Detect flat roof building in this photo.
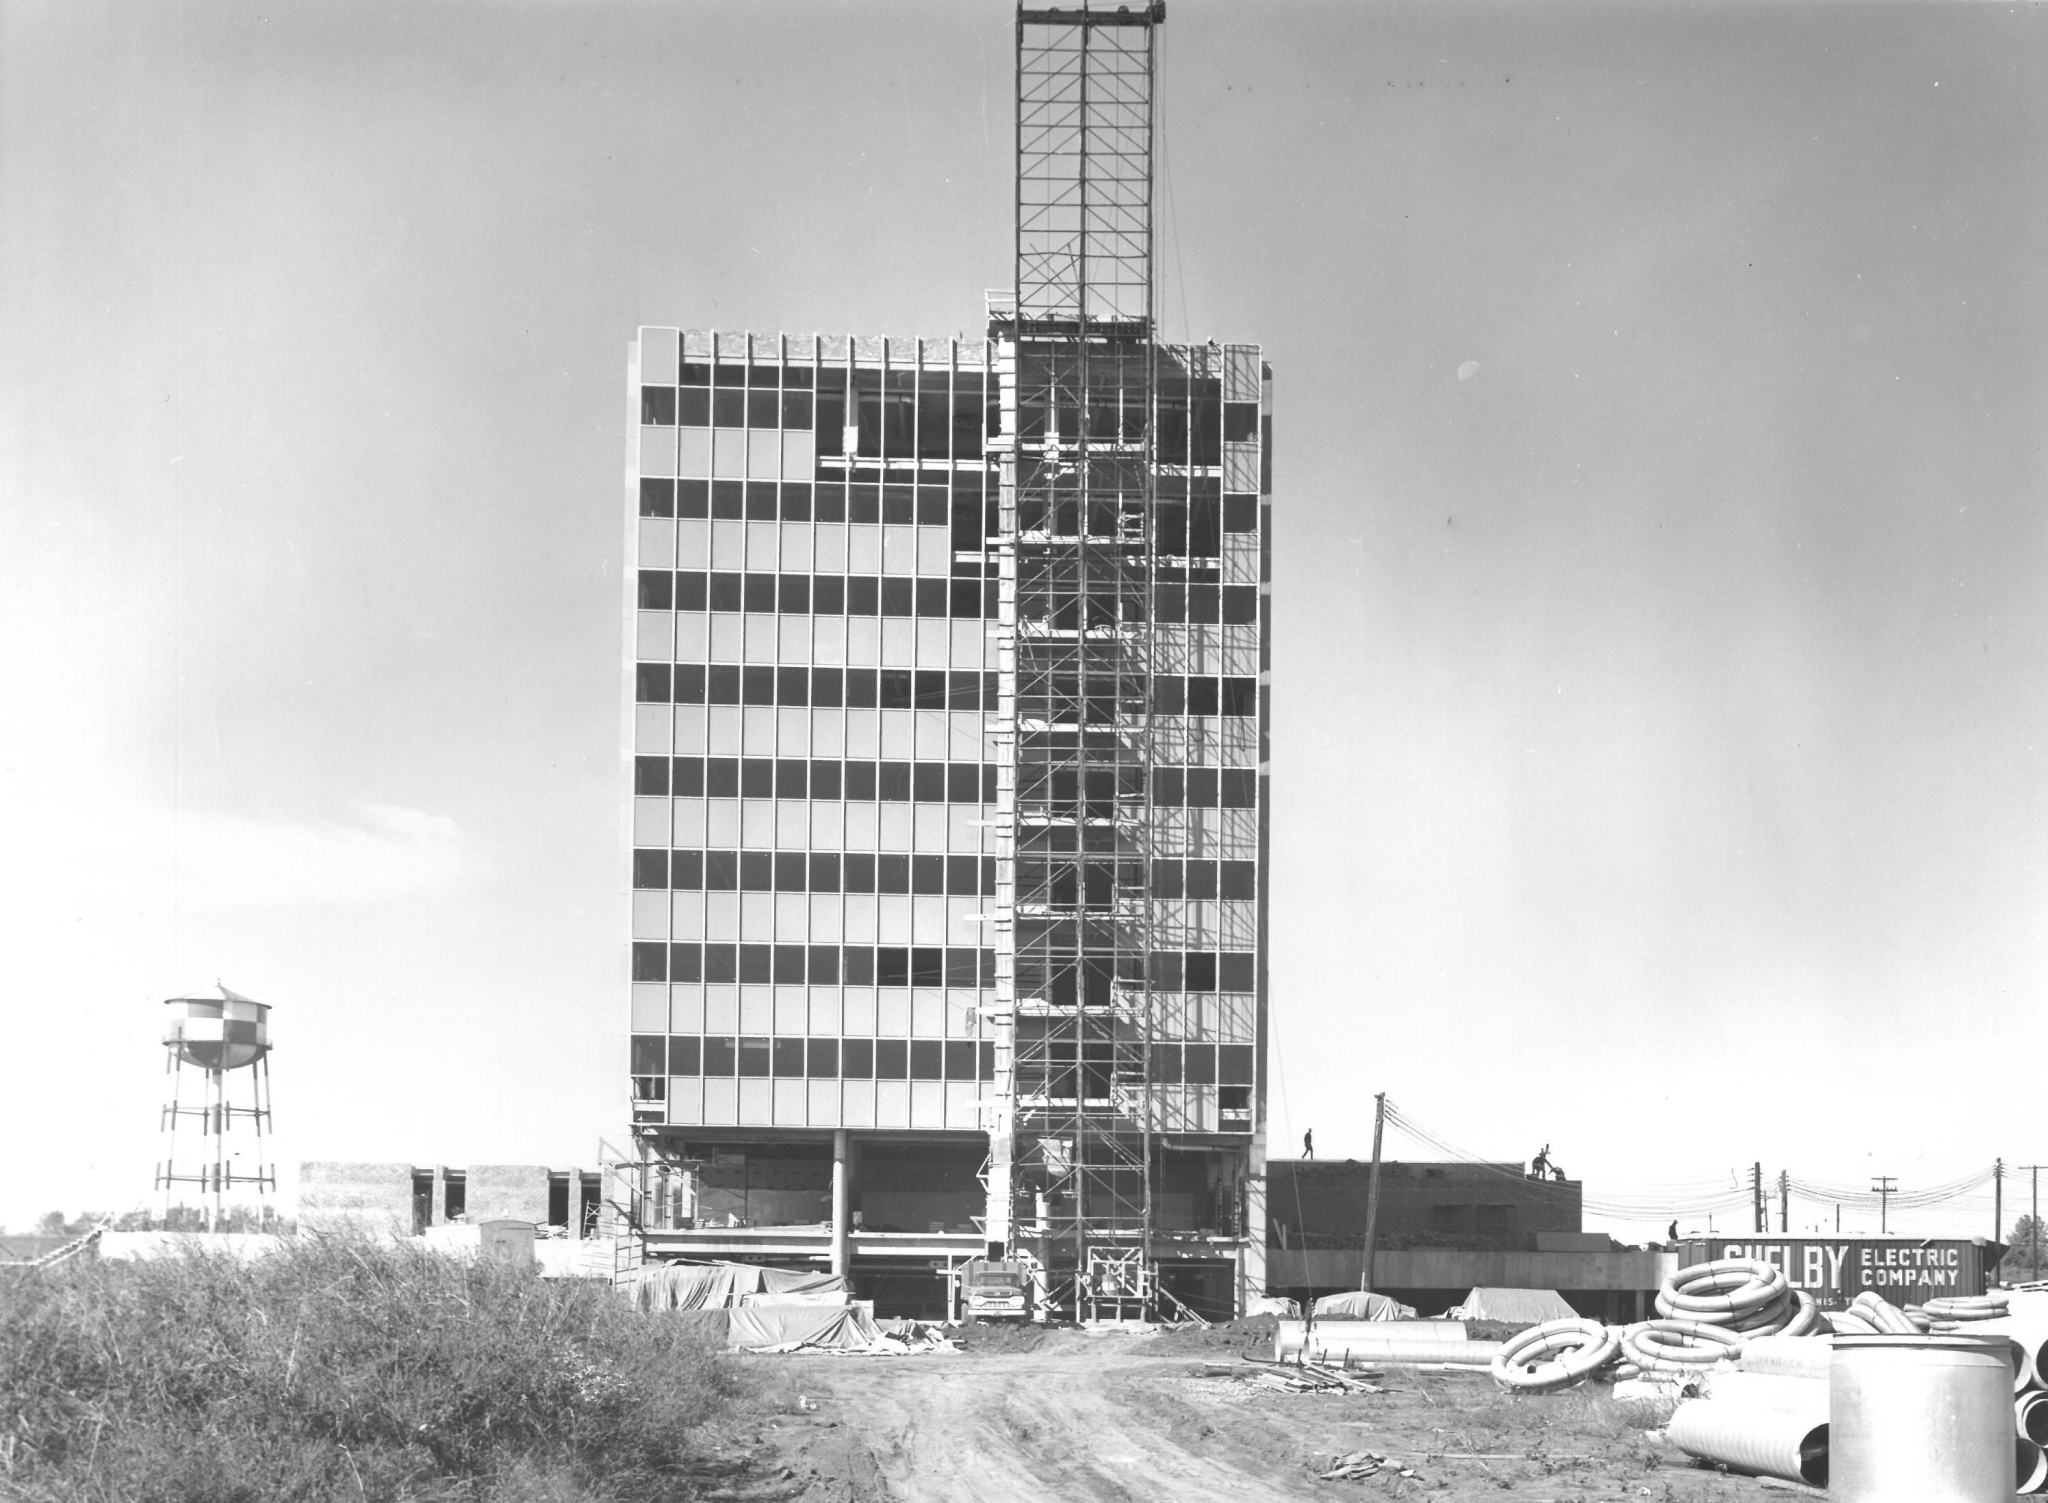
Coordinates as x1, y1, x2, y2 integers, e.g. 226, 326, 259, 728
622, 6, 1271, 1320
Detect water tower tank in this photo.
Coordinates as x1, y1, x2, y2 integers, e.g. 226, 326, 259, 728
163, 990, 270, 1071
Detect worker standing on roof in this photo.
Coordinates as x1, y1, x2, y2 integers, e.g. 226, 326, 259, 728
1303, 1129, 1314, 1159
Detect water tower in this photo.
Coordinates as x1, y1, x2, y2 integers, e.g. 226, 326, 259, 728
156, 984, 275, 1230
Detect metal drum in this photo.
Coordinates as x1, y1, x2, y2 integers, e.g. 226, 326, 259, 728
1830, 1334, 2014, 1501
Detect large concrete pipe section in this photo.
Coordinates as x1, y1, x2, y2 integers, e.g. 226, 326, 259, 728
1830, 1333, 2014, 1502
1740, 1334, 1834, 1380
1273, 1320, 1498, 1368
2023, 1436, 2048, 1494
1958, 1316, 2048, 1391
2020, 1390, 2048, 1446
1667, 1399, 1827, 1488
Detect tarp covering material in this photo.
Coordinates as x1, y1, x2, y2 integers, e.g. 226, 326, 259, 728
1311, 1291, 1413, 1321
727, 1301, 883, 1353
1446, 1287, 1578, 1323
628, 1260, 847, 1313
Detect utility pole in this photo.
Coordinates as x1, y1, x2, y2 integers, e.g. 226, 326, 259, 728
1752, 1162, 1764, 1233
2021, 1165, 2047, 1281
1871, 1176, 1897, 1235
1995, 1159, 2003, 1248
1360, 1093, 1386, 1292
1778, 1170, 1789, 1233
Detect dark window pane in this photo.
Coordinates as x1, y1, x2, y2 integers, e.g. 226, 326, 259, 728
741, 666, 775, 705
773, 854, 805, 893
1221, 952, 1255, 991
634, 755, 670, 796
631, 942, 667, 982
774, 758, 807, 799
879, 670, 913, 709
639, 478, 675, 517
1220, 860, 1256, 900
808, 853, 841, 892
712, 389, 745, 427
1219, 1044, 1255, 1085
983, 766, 998, 803
844, 946, 875, 985
845, 762, 878, 800
771, 1037, 804, 1076
1186, 768, 1218, 807
1223, 401, 1259, 442
1187, 584, 1221, 624
677, 388, 710, 427
745, 481, 776, 521
1222, 586, 1258, 626
740, 759, 773, 799
738, 944, 772, 984
849, 484, 881, 523
705, 757, 739, 798
806, 1038, 840, 1077
704, 944, 737, 982
677, 478, 710, 518
810, 760, 843, 800
1224, 494, 1259, 533
775, 666, 807, 707
877, 947, 909, 987
1149, 951, 1183, 989
641, 387, 676, 425
634, 664, 671, 703
704, 851, 739, 889
876, 1039, 908, 1079
1184, 952, 1218, 991
1152, 859, 1184, 898
880, 577, 914, 617
946, 764, 978, 803
632, 849, 667, 889
877, 762, 912, 801
669, 1036, 701, 1075
747, 391, 778, 428
739, 851, 772, 890
913, 763, 945, 803
876, 854, 910, 893
1152, 767, 1185, 806
946, 854, 978, 894
882, 484, 915, 524
779, 481, 813, 521
843, 853, 876, 892
706, 665, 740, 705
1221, 769, 1257, 808
911, 855, 944, 895
944, 1041, 976, 1080
842, 1038, 874, 1077
703, 1037, 737, 1075
813, 576, 845, 615
815, 484, 846, 523
1185, 860, 1218, 899
777, 575, 811, 613
847, 577, 879, 616
711, 479, 744, 518
782, 391, 813, 429
1183, 1043, 1217, 1085
810, 667, 844, 707
910, 1040, 943, 1081
671, 851, 703, 890
677, 572, 708, 611
670, 942, 701, 982
742, 574, 775, 613
1222, 677, 1257, 716
709, 572, 743, 611
808, 944, 840, 983
1186, 677, 1220, 717
915, 578, 947, 618
738, 1035, 771, 1076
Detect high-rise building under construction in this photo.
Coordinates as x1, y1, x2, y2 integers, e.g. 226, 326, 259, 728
623, 4, 1270, 1319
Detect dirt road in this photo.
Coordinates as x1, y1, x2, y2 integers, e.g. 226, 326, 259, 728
742, 1331, 1773, 1502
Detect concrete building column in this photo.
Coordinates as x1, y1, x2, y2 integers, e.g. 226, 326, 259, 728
831, 1130, 851, 1278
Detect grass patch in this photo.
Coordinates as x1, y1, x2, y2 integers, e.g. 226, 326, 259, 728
0, 1235, 761, 1502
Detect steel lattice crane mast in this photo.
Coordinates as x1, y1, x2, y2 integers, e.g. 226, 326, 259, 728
986, 1, 1167, 1321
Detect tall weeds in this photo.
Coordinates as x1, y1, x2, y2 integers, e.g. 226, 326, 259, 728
0, 1236, 754, 1502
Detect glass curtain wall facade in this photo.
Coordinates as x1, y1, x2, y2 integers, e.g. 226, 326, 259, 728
624, 323, 1269, 1312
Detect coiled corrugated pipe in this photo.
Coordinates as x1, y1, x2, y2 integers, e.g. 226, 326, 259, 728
1928, 1294, 2011, 1322
1621, 1319, 1743, 1373
1659, 1259, 1788, 1317
1849, 1291, 1920, 1335
1667, 1398, 1827, 1487
1489, 1318, 1620, 1392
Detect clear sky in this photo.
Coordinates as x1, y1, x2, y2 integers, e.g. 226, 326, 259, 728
3, 0, 2043, 1244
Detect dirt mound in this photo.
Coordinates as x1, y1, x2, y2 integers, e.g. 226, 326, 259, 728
1145, 1314, 1279, 1354
946, 1320, 1085, 1354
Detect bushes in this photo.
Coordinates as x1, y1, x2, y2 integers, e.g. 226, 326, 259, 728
0, 1236, 755, 1502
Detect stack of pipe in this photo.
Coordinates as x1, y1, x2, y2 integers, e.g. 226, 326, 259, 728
1621, 1258, 1818, 1379
1828, 1291, 1922, 1336
1489, 1318, 1620, 1392
1958, 1312, 2048, 1491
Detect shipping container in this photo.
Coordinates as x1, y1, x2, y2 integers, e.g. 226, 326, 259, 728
1680, 1237, 2002, 1311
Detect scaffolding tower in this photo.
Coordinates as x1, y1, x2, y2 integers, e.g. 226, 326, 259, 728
988, 1, 1165, 1321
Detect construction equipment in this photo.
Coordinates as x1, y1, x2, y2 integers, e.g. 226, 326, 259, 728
960, 1255, 1039, 1322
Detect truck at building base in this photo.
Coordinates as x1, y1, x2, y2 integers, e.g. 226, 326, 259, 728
959, 1256, 1037, 1322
